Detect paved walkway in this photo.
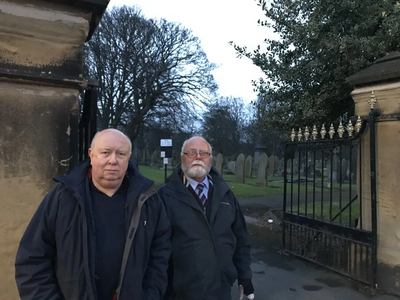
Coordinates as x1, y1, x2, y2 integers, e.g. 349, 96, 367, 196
235, 196, 400, 300
238, 195, 284, 209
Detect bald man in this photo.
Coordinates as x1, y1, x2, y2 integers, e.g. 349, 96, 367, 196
159, 137, 254, 300
16, 129, 171, 300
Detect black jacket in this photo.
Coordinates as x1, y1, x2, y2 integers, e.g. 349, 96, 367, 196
158, 166, 252, 300
15, 159, 171, 300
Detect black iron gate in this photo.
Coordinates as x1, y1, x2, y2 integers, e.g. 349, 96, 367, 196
69, 79, 98, 171
283, 111, 379, 286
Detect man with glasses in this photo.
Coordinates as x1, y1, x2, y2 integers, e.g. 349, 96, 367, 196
159, 136, 254, 300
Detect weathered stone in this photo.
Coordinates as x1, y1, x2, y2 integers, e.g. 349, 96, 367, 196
245, 155, 253, 178
227, 161, 236, 174
215, 153, 223, 175
257, 153, 268, 186
348, 54, 400, 296
235, 153, 245, 183
0, 1, 108, 298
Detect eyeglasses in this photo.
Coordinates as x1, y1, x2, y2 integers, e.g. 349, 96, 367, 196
183, 150, 211, 158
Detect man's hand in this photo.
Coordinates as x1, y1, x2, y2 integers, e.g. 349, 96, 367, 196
238, 278, 255, 299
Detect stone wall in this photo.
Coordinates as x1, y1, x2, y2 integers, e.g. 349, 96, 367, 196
0, 0, 98, 297
351, 81, 400, 294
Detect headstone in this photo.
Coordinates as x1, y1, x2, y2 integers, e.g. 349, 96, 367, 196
227, 161, 236, 174
332, 154, 338, 183
216, 153, 224, 175
212, 156, 217, 167
293, 158, 298, 174
245, 155, 253, 178
341, 159, 349, 182
257, 153, 269, 186
254, 143, 268, 165
287, 158, 292, 173
274, 156, 279, 175
235, 154, 245, 183
267, 155, 276, 176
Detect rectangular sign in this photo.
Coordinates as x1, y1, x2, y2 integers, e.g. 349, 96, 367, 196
160, 139, 172, 147
163, 158, 169, 164
160, 151, 165, 158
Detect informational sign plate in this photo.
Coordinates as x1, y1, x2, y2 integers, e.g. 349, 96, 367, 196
160, 151, 165, 158
160, 139, 172, 147
163, 158, 169, 164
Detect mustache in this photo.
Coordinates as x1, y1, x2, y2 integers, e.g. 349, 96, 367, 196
189, 161, 205, 167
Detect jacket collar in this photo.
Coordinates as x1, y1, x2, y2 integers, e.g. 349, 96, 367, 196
166, 165, 231, 222
54, 159, 154, 207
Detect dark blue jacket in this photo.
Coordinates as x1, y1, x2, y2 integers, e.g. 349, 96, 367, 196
158, 166, 252, 300
15, 159, 171, 300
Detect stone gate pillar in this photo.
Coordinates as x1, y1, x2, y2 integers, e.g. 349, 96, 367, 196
347, 52, 400, 295
0, 1, 107, 298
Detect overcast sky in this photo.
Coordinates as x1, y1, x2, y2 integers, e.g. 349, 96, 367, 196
107, 0, 275, 103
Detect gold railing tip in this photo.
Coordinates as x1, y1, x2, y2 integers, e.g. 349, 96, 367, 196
320, 124, 326, 139
368, 90, 377, 110
312, 124, 318, 140
348, 119, 354, 137
329, 123, 335, 139
355, 116, 362, 133
338, 121, 344, 138
304, 126, 310, 141
290, 128, 296, 142
297, 127, 302, 141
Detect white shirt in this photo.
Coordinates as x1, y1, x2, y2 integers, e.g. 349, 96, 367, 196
186, 175, 209, 199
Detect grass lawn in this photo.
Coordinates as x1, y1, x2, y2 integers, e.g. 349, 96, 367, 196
138, 165, 286, 198
138, 165, 359, 201
290, 199, 360, 226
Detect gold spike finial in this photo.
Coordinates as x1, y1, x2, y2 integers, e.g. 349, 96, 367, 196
348, 119, 354, 137
329, 123, 335, 139
368, 91, 377, 110
355, 116, 362, 133
337, 121, 344, 138
320, 124, 326, 139
304, 126, 310, 141
291, 128, 296, 142
312, 125, 318, 140
297, 127, 302, 141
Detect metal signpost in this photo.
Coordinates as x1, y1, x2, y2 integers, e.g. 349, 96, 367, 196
160, 139, 172, 180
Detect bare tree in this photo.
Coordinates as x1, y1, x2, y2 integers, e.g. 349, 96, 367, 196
202, 97, 248, 156
85, 6, 217, 140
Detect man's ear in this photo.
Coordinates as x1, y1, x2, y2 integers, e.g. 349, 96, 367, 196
88, 148, 92, 162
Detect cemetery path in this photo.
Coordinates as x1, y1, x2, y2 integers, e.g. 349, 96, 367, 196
236, 196, 399, 300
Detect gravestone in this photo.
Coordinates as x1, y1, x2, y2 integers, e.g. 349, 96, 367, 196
293, 158, 299, 174
216, 153, 224, 175
227, 161, 236, 174
257, 153, 269, 186
235, 154, 245, 183
332, 154, 338, 183
341, 159, 349, 182
278, 158, 285, 176
212, 156, 217, 167
245, 155, 253, 178
274, 156, 279, 175
267, 155, 276, 176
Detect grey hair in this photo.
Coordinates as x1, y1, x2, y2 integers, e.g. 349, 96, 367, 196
180, 136, 213, 157
90, 129, 132, 154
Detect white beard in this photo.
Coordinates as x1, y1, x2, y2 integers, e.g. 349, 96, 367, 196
182, 161, 211, 179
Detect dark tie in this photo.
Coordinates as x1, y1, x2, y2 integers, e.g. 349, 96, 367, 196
196, 183, 207, 206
